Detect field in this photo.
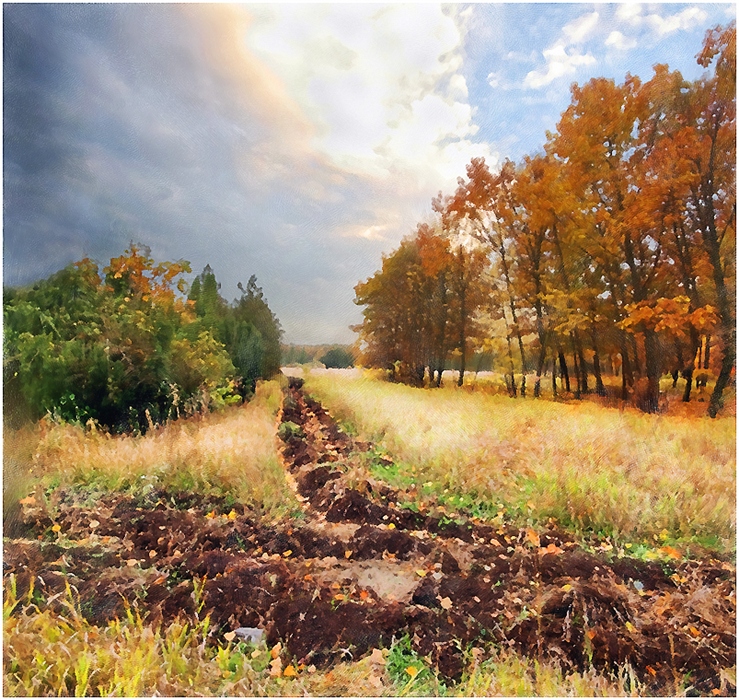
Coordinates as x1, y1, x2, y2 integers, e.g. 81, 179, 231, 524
3, 371, 736, 696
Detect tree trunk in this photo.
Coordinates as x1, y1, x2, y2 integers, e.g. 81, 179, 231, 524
506, 333, 517, 398
559, 348, 571, 392
590, 326, 606, 396
703, 334, 711, 369
551, 357, 558, 397
642, 329, 662, 413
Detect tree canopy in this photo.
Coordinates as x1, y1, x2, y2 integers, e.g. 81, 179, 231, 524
4, 245, 282, 431
354, 24, 735, 415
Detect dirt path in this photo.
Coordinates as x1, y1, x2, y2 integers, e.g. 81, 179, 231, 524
5, 376, 736, 695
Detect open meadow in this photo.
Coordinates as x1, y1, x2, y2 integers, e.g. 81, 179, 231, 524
4, 371, 736, 696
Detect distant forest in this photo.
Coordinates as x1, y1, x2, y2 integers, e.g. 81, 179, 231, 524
354, 24, 735, 417
282, 344, 356, 369
4, 245, 281, 432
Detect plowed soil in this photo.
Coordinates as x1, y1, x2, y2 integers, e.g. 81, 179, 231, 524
5, 376, 736, 696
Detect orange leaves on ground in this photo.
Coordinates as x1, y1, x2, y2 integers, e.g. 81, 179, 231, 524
525, 528, 541, 548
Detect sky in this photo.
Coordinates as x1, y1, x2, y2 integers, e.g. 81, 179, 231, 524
3, 2, 735, 344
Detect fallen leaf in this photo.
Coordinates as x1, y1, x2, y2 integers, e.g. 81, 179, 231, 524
660, 545, 682, 560
586, 629, 596, 640
149, 550, 158, 559
269, 658, 283, 677
439, 596, 453, 610
359, 590, 369, 601
224, 631, 236, 642
387, 523, 396, 530
89, 519, 100, 529
334, 593, 345, 601
542, 543, 563, 555
206, 510, 216, 519
303, 574, 314, 582
688, 625, 701, 638
19, 496, 36, 505
270, 642, 282, 659
369, 648, 385, 666
283, 664, 297, 677
415, 569, 427, 578
625, 621, 636, 633
344, 550, 352, 559
524, 528, 541, 547
282, 550, 292, 558
126, 559, 138, 567
51, 524, 61, 533
227, 510, 238, 520
560, 583, 573, 592
646, 665, 657, 676
405, 666, 418, 678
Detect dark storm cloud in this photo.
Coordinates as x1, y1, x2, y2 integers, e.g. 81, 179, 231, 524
4, 3, 389, 342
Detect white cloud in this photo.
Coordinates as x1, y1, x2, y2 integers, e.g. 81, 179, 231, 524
646, 7, 708, 36
605, 30, 637, 51
524, 11, 599, 89
614, 4, 709, 37
524, 44, 596, 89
563, 11, 599, 44
616, 4, 643, 24
244, 4, 495, 194
487, 70, 502, 88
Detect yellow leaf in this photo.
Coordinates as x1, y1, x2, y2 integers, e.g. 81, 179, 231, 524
51, 524, 61, 533
415, 569, 427, 577
282, 550, 292, 558
283, 664, 297, 677
560, 583, 572, 592
387, 523, 396, 530
227, 510, 238, 520
688, 626, 701, 638
344, 550, 353, 559
405, 666, 419, 678
625, 621, 636, 633
206, 510, 216, 519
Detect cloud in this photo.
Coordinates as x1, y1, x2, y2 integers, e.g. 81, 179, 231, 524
523, 11, 598, 88
562, 11, 600, 44
3, 4, 500, 344
605, 30, 638, 51
615, 4, 709, 37
646, 7, 708, 37
244, 4, 495, 191
524, 45, 596, 89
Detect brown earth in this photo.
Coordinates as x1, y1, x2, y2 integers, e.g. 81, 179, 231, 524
4, 376, 736, 696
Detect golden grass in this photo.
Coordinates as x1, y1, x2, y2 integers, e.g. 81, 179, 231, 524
17, 379, 296, 518
4, 575, 646, 698
305, 371, 736, 550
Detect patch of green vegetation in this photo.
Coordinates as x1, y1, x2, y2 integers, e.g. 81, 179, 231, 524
386, 636, 445, 696
277, 421, 304, 441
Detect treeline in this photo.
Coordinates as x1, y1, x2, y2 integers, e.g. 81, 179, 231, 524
4, 244, 282, 431
282, 344, 356, 368
355, 24, 735, 416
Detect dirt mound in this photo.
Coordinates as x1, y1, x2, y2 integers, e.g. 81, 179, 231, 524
4, 380, 735, 696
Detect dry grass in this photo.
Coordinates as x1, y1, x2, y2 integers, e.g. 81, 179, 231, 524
305, 371, 735, 551
3, 574, 645, 697
12, 379, 296, 519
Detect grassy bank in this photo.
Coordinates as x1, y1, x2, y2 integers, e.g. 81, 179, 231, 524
11, 379, 296, 521
305, 371, 735, 553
